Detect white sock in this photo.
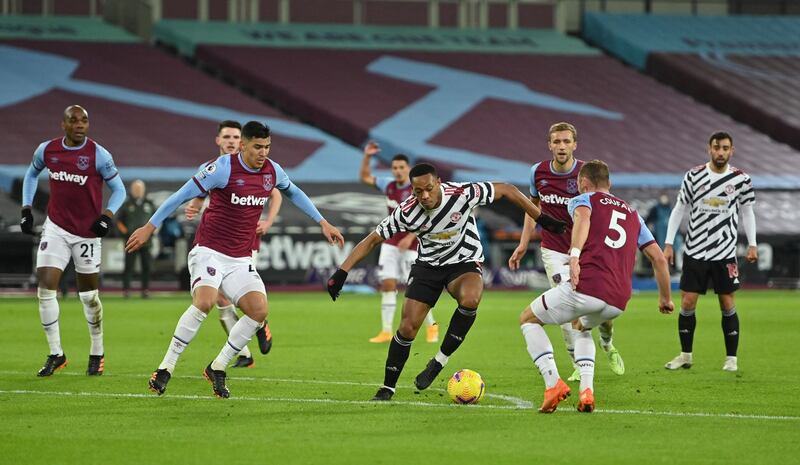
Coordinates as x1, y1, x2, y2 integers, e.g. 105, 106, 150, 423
598, 322, 613, 351
38, 288, 62, 355
425, 309, 436, 327
574, 330, 596, 392
159, 305, 207, 373
380, 291, 396, 332
560, 322, 576, 362
434, 351, 449, 367
211, 315, 260, 371
218, 305, 251, 358
522, 323, 559, 388
79, 290, 104, 356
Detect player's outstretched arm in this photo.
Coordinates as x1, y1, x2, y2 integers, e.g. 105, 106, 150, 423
643, 242, 674, 314
20, 144, 47, 235
327, 232, 384, 301
258, 188, 283, 234
359, 141, 380, 185
126, 178, 205, 252
509, 209, 537, 270
492, 183, 566, 234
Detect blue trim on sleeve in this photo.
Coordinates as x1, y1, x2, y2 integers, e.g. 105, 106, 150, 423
272, 160, 291, 190
637, 213, 656, 248
529, 162, 541, 197
149, 179, 205, 228
105, 174, 126, 214
567, 192, 593, 217
194, 155, 231, 192
95, 144, 119, 181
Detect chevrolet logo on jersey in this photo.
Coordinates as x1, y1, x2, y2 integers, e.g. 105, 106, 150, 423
703, 197, 728, 208
429, 230, 458, 241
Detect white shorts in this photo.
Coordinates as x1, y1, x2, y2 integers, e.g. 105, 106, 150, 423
36, 217, 102, 274
541, 247, 570, 288
529, 282, 623, 329
377, 243, 417, 282
188, 245, 266, 306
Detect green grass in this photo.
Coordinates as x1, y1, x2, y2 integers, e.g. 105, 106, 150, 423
0, 290, 798, 464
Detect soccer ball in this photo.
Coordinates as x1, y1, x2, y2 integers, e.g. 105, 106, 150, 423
446, 369, 485, 404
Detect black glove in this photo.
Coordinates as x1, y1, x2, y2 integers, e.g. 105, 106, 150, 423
537, 213, 567, 234
327, 268, 348, 301
90, 214, 113, 237
20, 207, 34, 235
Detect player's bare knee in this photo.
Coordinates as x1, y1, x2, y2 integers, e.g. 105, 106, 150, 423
380, 279, 397, 292
398, 319, 420, 340
458, 295, 481, 310
192, 296, 216, 313
519, 307, 540, 325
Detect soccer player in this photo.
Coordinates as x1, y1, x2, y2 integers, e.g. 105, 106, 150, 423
359, 141, 437, 343
518, 160, 673, 413
327, 163, 567, 401
663, 131, 757, 372
184, 120, 281, 367
509, 122, 625, 381
126, 121, 343, 398
20, 105, 126, 377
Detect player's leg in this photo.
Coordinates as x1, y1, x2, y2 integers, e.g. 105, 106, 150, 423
666, 253, 706, 369
371, 244, 399, 343
217, 292, 254, 368
34, 222, 71, 376
403, 250, 438, 343
372, 297, 433, 401
541, 248, 579, 380
72, 236, 104, 375
414, 265, 484, 391
574, 304, 623, 413
598, 319, 624, 375
713, 257, 741, 371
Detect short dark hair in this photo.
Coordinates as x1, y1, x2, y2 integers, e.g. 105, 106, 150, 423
708, 131, 733, 146
409, 163, 437, 181
391, 154, 410, 164
242, 121, 271, 140
578, 159, 610, 188
217, 120, 241, 134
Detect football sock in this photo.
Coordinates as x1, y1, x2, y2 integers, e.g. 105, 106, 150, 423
382, 331, 413, 389
79, 290, 104, 356
37, 288, 62, 355
521, 323, 559, 389
380, 291, 396, 332
598, 322, 613, 351
434, 351, 449, 367
678, 309, 696, 353
440, 306, 477, 356
211, 315, 260, 371
218, 305, 251, 358
560, 322, 576, 362
425, 308, 436, 327
721, 307, 739, 357
159, 305, 207, 373
574, 330, 596, 392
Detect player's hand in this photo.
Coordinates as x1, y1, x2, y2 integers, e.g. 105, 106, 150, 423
320, 220, 345, 248
746, 245, 758, 263
569, 257, 580, 290
364, 141, 380, 157
327, 268, 348, 301
90, 214, 113, 237
20, 207, 34, 235
125, 223, 155, 253
256, 219, 271, 235
537, 213, 567, 234
663, 244, 674, 266
659, 297, 674, 314
508, 245, 527, 271
184, 203, 200, 221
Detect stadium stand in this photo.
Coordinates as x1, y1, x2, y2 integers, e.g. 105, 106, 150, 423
583, 13, 800, 151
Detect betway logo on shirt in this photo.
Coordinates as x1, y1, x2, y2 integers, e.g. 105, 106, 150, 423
539, 193, 571, 205
49, 171, 88, 185
230, 192, 268, 206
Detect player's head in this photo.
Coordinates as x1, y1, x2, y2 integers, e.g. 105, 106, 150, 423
391, 154, 411, 183
708, 131, 734, 170
130, 179, 146, 199
61, 105, 89, 147
409, 163, 441, 210
547, 122, 577, 168
216, 120, 242, 155
240, 121, 271, 169
577, 159, 610, 193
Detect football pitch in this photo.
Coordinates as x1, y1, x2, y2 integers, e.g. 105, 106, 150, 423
0, 290, 798, 464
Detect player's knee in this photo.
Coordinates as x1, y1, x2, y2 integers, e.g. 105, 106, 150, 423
398, 319, 420, 340
192, 297, 216, 313
519, 307, 535, 325
458, 295, 481, 310
78, 289, 100, 307
37, 288, 57, 301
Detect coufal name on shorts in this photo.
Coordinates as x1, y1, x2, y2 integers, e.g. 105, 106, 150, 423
230, 192, 268, 206
540, 193, 570, 205
599, 196, 633, 212
49, 171, 88, 185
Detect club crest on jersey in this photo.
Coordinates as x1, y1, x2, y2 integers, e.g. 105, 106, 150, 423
76, 155, 90, 171
263, 174, 274, 191
566, 178, 578, 194
725, 184, 735, 195
40, 241, 48, 251
450, 212, 462, 223
207, 266, 216, 276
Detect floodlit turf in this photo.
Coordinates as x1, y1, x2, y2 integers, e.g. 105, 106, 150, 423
0, 290, 798, 464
